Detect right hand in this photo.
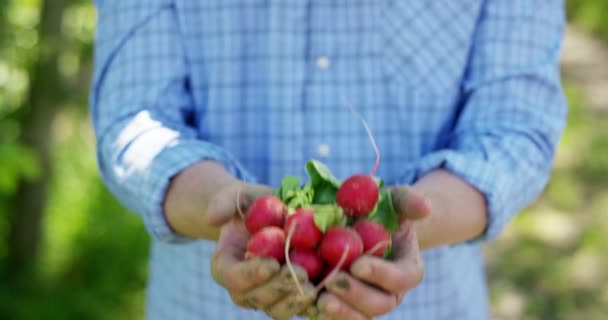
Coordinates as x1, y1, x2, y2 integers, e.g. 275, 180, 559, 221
208, 182, 319, 320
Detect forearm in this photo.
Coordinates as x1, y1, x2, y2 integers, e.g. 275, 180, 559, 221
412, 169, 488, 250
163, 161, 239, 241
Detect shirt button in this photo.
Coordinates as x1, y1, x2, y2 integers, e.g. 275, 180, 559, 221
316, 56, 330, 69
317, 144, 331, 157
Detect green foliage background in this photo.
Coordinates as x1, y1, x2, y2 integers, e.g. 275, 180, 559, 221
0, 1, 606, 319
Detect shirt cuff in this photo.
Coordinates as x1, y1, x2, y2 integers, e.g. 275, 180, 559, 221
398, 150, 511, 244
141, 140, 257, 243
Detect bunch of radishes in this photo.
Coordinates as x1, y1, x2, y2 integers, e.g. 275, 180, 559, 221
243, 160, 398, 291
242, 102, 396, 319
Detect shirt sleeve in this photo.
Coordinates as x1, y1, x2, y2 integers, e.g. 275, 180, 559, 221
90, 0, 256, 243
402, 0, 568, 242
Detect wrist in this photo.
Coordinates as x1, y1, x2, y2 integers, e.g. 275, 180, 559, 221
163, 160, 239, 239
409, 169, 487, 249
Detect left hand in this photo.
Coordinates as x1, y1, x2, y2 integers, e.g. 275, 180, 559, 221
316, 186, 430, 320
211, 220, 318, 320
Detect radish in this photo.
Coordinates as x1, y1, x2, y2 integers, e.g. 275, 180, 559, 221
288, 249, 324, 281
336, 97, 381, 217
284, 208, 323, 250
319, 226, 363, 270
336, 175, 379, 217
245, 226, 286, 263
245, 195, 286, 234
353, 220, 391, 257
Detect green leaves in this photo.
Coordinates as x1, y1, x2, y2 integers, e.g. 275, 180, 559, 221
276, 175, 300, 199
0, 143, 41, 194
305, 160, 340, 188
311, 184, 337, 204
311, 204, 346, 233
305, 160, 340, 204
276, 176, 313, 209
368, 189, 399, 232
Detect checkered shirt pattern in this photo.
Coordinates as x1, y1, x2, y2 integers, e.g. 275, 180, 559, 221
90, 1, 567, 319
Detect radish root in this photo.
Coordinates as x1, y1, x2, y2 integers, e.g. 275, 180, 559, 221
314, 244, 351, 294
285, 223, 304, 296
364, 240, 392, 256
342, 95, 380, 177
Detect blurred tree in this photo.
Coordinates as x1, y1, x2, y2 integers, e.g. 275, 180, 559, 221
5, 0, 68, 281
567, 0, 608, 42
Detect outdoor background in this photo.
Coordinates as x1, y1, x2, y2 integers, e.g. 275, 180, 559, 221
0, 1, 606, 319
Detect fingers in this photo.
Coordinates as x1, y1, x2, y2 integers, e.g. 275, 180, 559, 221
350, 225, 424, 294
317, 293, 370, 320
207, 182, 275, 226
238, 265, 308, 309
390, 185, 431, 221
324, 271, 398, 317
265, 283, 317, 320
211, 222, 280, 292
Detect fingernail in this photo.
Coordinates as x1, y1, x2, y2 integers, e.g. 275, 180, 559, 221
352, 262, 371, 278
328, 276, 349, 292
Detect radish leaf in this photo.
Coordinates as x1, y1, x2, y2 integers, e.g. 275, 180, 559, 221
312, 184, 337, 204
368, 189, 399, 232
306, 160, 340, 188
311, 204, 345, 232
277, 175, 301, 200
277, 176, 314, 209
374, 177, 384, 188
383, 243, 392, 259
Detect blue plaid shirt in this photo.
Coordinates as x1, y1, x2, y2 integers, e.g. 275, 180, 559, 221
91, 1, 567, 319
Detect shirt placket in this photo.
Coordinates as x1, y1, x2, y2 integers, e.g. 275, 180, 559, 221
266, 1, 310, 185
302, 2, 336, 167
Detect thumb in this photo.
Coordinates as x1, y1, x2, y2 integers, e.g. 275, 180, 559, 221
390, 185, 431, 222
206, 183, 275, 226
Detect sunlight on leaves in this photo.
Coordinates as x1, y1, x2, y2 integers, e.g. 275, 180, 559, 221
62, 4, 96, 43
5, 67, 28, 96
0, 61, 9, 87
518, 207, 580, 249
567, 250, 604, 290
8, 0, 40, 29
544, 171, 584, 211
494, 289, 526, 319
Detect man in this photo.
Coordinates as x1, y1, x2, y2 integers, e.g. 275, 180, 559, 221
90, 0, 567, 319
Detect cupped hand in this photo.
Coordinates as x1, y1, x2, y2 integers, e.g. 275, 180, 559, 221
316, 185, 430, 319
211, 221, 318, 319
207, 182, 319, 319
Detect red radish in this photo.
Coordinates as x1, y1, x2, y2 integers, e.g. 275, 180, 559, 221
245, 195, 286, 234
336, 97, 382, 217
284, 208, 323, 250
289, 250, 324, 280
353, 220, 391, 257
245, 226, 286, 263
320, 226, 363, 270
336, 174, 379, 217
